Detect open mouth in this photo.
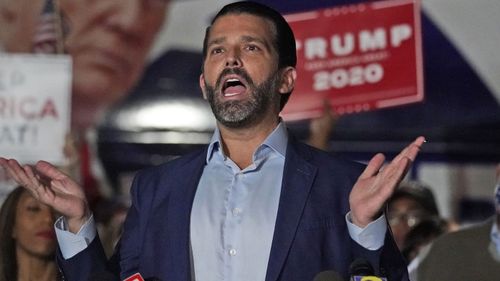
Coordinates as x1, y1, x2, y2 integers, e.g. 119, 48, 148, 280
222, 77, 247, 97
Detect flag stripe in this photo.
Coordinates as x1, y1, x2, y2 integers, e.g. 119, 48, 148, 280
32, 1, 59, 54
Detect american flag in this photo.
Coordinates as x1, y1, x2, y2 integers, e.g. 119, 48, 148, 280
32, 0, 63, 54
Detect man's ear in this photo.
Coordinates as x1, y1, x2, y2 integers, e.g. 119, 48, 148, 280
278, 67, 297, 94
199, 74, 208, 100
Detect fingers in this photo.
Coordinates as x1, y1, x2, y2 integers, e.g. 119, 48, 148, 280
30, 162, 69, 200
0, 158, 30, 186
37, 161, 80, 196
392, 136, 425, 164
358, 137, 425, 183
23, 165, 41, 190
0, 158, 45, 201
381, 137, 424, 178
381, 156, 410, 190
0, 158, 18, 181
359, 153, 386, 179
36, 160, 68, 181
0, 158, 55, 192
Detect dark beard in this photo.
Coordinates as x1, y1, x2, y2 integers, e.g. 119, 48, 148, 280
204, 68, 281, 128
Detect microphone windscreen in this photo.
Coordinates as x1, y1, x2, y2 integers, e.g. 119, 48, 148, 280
349, 258, 374, 276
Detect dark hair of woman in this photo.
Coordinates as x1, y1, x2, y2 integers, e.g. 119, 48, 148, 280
0, 186, 59, 281
0, 186, 26, 281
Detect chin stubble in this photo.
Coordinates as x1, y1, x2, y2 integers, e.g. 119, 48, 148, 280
204, 69, 281, 128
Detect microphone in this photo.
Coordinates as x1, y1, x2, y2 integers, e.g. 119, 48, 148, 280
313, 270, 344, 281
349, 258, 388, 281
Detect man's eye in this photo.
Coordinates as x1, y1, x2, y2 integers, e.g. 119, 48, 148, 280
211, 48, 223, 54
247, 45, 259, 51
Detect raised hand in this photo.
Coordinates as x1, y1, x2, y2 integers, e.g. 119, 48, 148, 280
349, 136, 426, 227
0, 158, 90, 233
307, 100, 336, 150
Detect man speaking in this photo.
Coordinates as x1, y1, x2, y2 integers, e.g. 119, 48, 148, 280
1, 1, 423, 280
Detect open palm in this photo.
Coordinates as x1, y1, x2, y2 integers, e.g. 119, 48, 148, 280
349, 136, 425, 227
0, 158, 90, 233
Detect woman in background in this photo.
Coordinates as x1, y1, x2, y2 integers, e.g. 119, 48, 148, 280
0, 186, 59, 281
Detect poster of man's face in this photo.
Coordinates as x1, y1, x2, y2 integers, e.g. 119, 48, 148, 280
0, 0, 168, 129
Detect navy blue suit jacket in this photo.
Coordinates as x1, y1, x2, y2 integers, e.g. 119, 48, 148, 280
58, 137, 409, 281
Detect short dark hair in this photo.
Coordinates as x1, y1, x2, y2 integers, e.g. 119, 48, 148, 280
202, 1, 297, 110
389, 181, 440, 216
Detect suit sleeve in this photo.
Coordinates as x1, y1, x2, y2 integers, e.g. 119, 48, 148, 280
56, 170, 148, 281
56, 234, 110, 281
349, 219, 410, 280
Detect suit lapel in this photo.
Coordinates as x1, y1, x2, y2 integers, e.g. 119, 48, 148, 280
165, 149, 207, 280
265, 140, 317, 281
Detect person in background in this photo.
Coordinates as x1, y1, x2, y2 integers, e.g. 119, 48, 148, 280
387, 181, 458, 280
0, 0, 45, 52
387, 180, 441, 250
404, 217, 454, 281
0, 0, 169, 129
307, 101, 337, 151
402, 216, 449, 264
1, 2, 425, 280
0, 186, 59, 281
0, 0, 171, 226
57, 0, 169, 129
416, 163, 500, 281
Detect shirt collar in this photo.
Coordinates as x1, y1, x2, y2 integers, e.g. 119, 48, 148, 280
206, 120, 288, 163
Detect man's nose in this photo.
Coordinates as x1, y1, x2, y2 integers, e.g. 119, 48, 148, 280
105, 0, 143, 34
225, 48, 242, 68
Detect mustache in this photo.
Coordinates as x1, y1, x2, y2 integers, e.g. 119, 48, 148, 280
215, 68, 254, 89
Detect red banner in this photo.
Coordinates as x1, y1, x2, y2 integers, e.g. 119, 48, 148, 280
282, 0, 423, 120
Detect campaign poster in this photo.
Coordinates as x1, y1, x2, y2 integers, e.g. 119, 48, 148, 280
0, 54, 72, 165
282, 0, 424, 120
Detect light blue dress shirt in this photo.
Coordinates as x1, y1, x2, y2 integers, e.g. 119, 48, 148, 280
55, 121, 387, 279
190, 123, 287, 281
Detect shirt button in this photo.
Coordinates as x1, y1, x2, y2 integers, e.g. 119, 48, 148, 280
232, 208, 242, 216
229, 248, 237, 256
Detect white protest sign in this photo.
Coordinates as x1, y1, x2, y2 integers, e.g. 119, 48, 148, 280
0, 54, 72, 165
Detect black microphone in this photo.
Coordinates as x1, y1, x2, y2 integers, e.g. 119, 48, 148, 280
349, 258, 374, 276
349, 258, 387, 281
313, 270, 345, 281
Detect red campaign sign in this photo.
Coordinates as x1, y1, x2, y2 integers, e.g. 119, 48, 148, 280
281, 0, 424, 121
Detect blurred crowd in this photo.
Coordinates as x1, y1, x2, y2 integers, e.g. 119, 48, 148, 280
307, 107, 500, 280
